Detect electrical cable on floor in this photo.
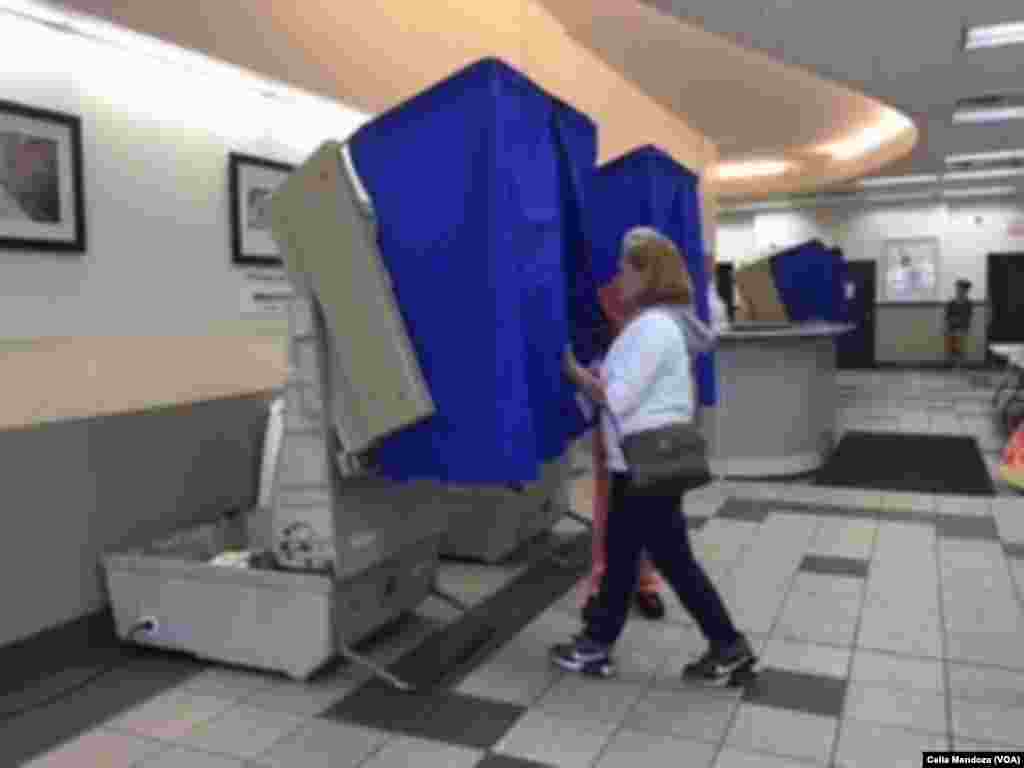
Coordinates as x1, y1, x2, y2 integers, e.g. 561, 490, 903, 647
0, 619, 153, 721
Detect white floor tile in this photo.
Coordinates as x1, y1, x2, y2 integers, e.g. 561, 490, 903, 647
952, 698, 1024, 746
808, 519, 877, 560
726, 704, 838, 765
181, 667, 278, 701
714, 747, 822, 768
23, 728, 168, 768
934, 495, 992, 518
955, 738, 1024, 751
844, 683, 948, 735
849, 650, 944, 693
947, 663, 1024, 708
136, 747, 247, 768
833, 720, 948, 768
626, 686, 741, 743
358, 736, 481, 768
992, 498, 1024, 543
761, 639, 851, 679
176, 705, 303, 759
249, 720, 389, 768
494, 710, 616, 768
108, 689, 236, 741
536, 675, 646, 725
946, 632, 1024, 670
241, 671, 358, 717
595, 730, 717, 768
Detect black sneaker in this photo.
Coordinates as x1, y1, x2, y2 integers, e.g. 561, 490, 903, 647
682, 636, 757, 686
550, 635, 616, 678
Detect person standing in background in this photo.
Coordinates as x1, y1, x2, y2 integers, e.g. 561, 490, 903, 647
944, 279, 973, 369
706, 252, 731, 332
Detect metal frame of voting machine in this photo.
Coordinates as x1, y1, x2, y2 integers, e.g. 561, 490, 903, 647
267, 139, 470, 692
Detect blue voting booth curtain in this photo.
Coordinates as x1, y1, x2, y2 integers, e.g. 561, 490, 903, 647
771, 240, 850, 323
348, 58, 600, 484
585, 146, 717, 407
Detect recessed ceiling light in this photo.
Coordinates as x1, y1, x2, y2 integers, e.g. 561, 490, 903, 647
953, 106, 1024, 124
858, 174, 939, 188
820, 111, 913, 160
942, 185, 1018, 199
714, 159, 790, 180
943, 168, 1024, 181
964, 20, 1024, 51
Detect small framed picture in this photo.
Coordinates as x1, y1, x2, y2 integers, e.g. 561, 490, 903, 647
228, 152, 294, 267
0, 99, 86, 252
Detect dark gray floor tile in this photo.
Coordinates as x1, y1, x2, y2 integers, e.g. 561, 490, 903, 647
717, 499, 769, 523
741, 667, 847, 719
934, 514, 1000, 541
390, 533, 590, 690
323, 681, 524, 750
800, 555, 870, 579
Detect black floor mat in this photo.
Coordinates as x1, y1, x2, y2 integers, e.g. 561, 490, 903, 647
815, 431, 995, 496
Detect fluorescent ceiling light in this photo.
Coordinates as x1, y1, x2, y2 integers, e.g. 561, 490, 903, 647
964, 20, 1024, 50
946, 149, 1024, 165
858, 174, 938, 188
943, 167, 1024, 181
714, 160, 790, 180
942, 185, 1017, 199
953, 106, 1024, 124
864, 191, 937, 204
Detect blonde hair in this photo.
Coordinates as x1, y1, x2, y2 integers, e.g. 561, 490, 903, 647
622, 226, 693, 309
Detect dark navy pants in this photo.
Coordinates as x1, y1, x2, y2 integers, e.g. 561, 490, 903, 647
587, 472, 741, 650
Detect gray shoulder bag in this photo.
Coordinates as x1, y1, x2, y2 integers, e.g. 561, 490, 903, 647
603, 308, 711, 490
606, 410, 710, 490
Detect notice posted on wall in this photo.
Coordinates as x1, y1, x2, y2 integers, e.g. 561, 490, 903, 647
241, 270, 294, 316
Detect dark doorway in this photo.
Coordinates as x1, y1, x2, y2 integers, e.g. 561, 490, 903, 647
987, 253, 1024, 363
715, 262, 735, 320
836, 259, 877, 369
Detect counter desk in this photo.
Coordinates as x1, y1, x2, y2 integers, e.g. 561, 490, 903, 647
703, 322, 854, 478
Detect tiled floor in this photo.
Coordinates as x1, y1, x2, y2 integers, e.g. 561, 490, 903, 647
12, 371, 1024, 766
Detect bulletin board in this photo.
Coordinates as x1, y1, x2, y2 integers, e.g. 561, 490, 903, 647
882, 237, 940, 302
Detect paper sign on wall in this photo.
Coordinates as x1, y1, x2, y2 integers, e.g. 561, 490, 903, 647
241, 272, 294, 315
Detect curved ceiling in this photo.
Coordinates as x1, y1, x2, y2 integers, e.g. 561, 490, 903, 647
50, 0, 915, 197
645, 0, 1024, 192
537, 0, 917, 198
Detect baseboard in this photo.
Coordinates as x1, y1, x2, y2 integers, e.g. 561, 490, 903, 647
0, 605, 118, 695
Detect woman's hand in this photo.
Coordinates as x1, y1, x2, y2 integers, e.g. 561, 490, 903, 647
564, 345, 607, 405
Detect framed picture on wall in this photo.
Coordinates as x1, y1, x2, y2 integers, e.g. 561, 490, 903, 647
229, 152, 294, 267
0, 99, 86, 252
883, 236, 940, 302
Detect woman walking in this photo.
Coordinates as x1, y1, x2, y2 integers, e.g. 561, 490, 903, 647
554, 227, 754, 684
